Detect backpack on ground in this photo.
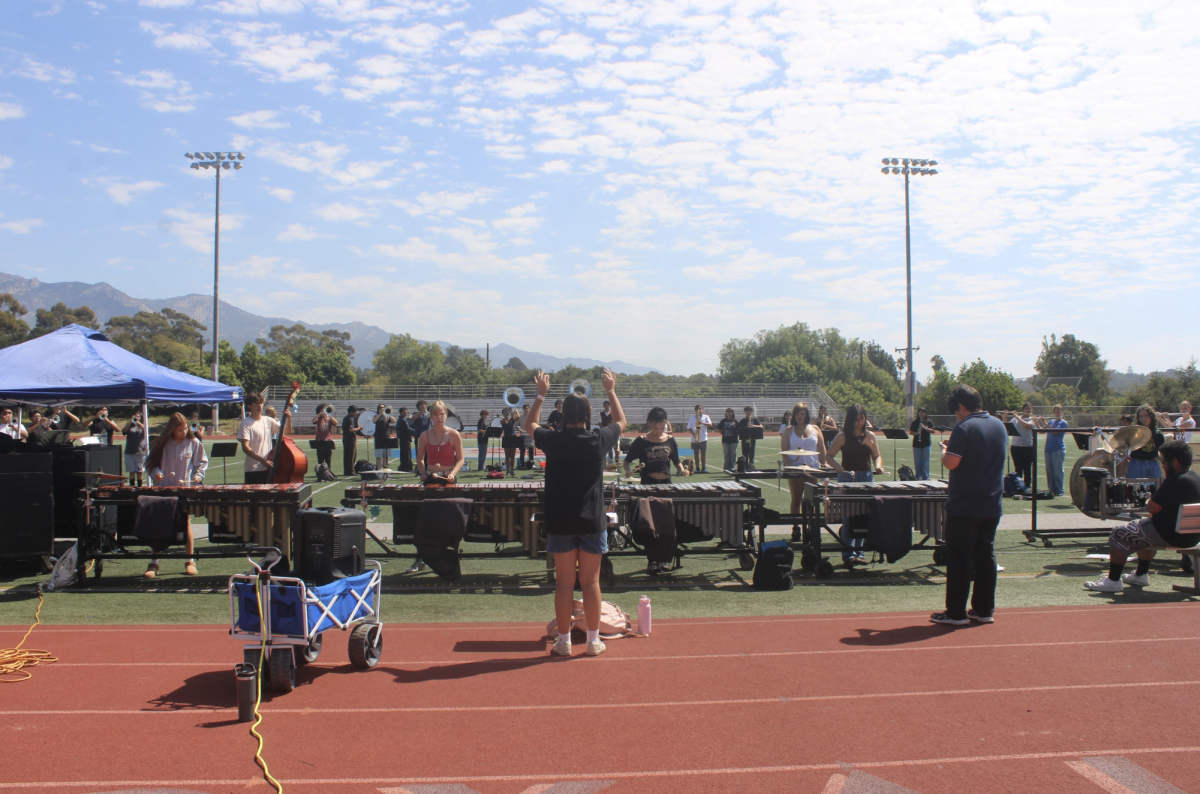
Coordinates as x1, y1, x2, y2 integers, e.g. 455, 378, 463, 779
752, 541, 794, 591
546, 599, 634, 639
1003, 473, 1024, 497
898, 464, 916, 481
315, 463, 337, 483
354, 460, 377, 474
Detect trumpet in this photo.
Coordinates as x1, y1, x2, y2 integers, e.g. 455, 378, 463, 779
383, 406, 393, 416
324, 405, 335, 416
570, 378, 590, 397
504, 387, 525, 408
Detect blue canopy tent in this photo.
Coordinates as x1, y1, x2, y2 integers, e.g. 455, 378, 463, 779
0, 324, 242, 407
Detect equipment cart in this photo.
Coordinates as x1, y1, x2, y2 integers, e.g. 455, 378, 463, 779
229, 547, 383, 699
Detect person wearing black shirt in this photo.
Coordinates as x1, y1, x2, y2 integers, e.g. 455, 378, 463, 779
1087, 440, 1200, 592
49, 406, 79, 433
371, 404, 396, 471
716, 407, 739, 472
1126, 404, 1166, 480
521, 403, 536, 468
909, 407, 935, 480
599, 400, 615, 462
26, 410, 48, 445
736, 406, 763, 468
410, 400, 431, 461
122, 414, 148, 486
547, 400, 564, 432
395, 406, 414, 472
475, 409, 491, 472
526, 368, 626, 658
624, 406, 687, 484
341, 406, 362, 477
500, 408, 521, 476
87, 407, 120, 446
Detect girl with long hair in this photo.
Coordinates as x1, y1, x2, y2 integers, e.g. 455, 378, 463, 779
1126, 404, 1166, 480
624, 406, 687, 484
144, 412, 208, 578
825, 404, 884, 564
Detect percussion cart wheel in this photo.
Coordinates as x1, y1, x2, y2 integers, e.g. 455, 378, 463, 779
931, 547, 947, 566
739, 551, 756, 571
349, 623, 382, 669
800, 550, 818, 570
815, 559, 835, 579
93, 559, 104, 578
297, 633, 322, 666
268, 647, 295, 692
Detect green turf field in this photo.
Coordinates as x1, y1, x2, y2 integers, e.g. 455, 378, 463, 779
3, 433, 1192, 626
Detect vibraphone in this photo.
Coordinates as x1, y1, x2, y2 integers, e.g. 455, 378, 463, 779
611, 481, 764, 550
794, 479, 949, 575
90, 483, 314, 554
343, 481, 545, 557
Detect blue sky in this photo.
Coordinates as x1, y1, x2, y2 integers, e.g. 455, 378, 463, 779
1, 0, 1198, 377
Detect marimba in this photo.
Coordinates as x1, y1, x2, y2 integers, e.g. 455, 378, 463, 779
92, 483, 313, 553
803, 479, 950, 541
611, 481, 763, 549
343, 481, 545, 556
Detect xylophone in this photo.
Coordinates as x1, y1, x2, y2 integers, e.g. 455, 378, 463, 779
92, 483, 314, 553
611, 481, 763, 549
803, 479, 949, 541
343, 481, 545, 556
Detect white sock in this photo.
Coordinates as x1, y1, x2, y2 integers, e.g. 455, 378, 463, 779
149, 558, 159, 565
558, 632, 571, 645
586, 630, 599, 644
186, 558, 194, 564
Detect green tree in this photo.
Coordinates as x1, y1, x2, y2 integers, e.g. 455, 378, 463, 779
0, 294, 29, 348
930, 354, 946, 374
29, 302, 99, 338
291, 344, 355, 386
253, 323, 355, 386
1125, 360, 1200, 409
504, 357, 528, 372
956, 359, 1024, 412
104, 309, 207, 371
372, 334, 447, 384
919, 365, 956, 413
1035, 334, 1110, 403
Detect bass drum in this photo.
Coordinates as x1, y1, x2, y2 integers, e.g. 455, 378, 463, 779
357, 415, 376, 436
1069, 449, 1112, 519
443, 402, 464, 432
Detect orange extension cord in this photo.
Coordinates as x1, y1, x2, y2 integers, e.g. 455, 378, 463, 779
0, 592, 57, 683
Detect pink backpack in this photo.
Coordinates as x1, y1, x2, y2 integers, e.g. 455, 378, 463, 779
547, 599, 634, 639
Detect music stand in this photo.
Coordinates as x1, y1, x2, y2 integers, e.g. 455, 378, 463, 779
822, 429, 838, 449
1005, 422, 1020, 437
880, 428, 909, 479
210, 442, 239, 485
42, 430, 71, 446
486, 426, 504, 468
737, 426, 764, 441
1072, 432, 1092, 451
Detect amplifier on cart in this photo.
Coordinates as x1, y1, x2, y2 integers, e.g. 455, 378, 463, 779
295, 507, 366, 586
0, 452, 54, 558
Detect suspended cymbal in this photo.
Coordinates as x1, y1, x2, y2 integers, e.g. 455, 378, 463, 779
1109, 425, 1151, 453
780, 449, 821, 457
74, 471, 125, 481
1070, 450, 1112, 517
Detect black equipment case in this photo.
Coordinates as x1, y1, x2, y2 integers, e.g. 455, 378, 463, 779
294, 507, 367, 585
0, 452, 55, 558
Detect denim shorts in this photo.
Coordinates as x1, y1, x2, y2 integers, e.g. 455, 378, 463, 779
545, 531, 608, 555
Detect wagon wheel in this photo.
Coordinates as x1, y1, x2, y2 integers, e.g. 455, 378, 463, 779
800, 550, 818, 570
349, 624, 382, 669
268, 647, 295, 692
739, 551, 756, 571
297, 633, 322, 666
931, 547, 947, 566
816, 559, 835, 579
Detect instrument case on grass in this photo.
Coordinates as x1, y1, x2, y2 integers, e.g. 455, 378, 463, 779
295, 507, 367, 586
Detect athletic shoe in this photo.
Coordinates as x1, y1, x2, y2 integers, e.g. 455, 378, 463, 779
967, 610, 994, 624
551, 638, 572, 657
405, 560, 426, 574
143, 563, 159, 579
700, 468, 708, 474
183, 561, 198, 576
585, 639, 607, 657
790, 527, 802, 543
1084, 577, 1123, 593
1121, 571, 1150, 587
930, 611, 969, 626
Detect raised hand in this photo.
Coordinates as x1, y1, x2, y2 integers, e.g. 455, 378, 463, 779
601, 368, 616, 392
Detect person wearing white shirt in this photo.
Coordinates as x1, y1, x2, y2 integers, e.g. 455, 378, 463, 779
144, 412, 208, 578
0, 407, 27, 441
237, 394, 281, 485
686, 404, 712, 474
1159, 401, 1195, 442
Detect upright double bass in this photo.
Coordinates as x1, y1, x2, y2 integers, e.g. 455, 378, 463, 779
267, 381, 308, 484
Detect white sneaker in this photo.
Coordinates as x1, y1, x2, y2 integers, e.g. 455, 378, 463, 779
1121, 571, 1150, 587
551, 638, 572, 657
1084, 577, 1123, 593
405, 560, 425, 574
585, 639, 607, 657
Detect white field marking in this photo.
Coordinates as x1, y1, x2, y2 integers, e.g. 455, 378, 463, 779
38, 634, 1200, 668
2, 746, 1199, 789
821, 773, 848, 794
4, 678, 1199, 717
1065, 761, 1139, 794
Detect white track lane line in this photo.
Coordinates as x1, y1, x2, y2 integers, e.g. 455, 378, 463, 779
4, 678, 1199, 717
2, 745, 1199, 790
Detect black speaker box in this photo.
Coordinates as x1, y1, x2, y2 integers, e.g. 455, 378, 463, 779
0, 452, 54, 558
51, 445, 121, 538
295, 507, 366, 585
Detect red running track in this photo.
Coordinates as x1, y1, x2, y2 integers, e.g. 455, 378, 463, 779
1, 604, 1199, 794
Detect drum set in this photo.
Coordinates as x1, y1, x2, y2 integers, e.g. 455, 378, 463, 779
1069, 424, 1157, 520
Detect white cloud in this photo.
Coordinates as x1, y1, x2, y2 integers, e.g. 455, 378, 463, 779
257, 139, 349, 174
229, 109, 289, 129
204, 0, 304, 13
225, 25, 337, 85
0, 156, 12, 170
277, 222, 316, 241
139, 0, 194, 6
314, 202, 372, 223
394, 189, 494, 217
89, 144, 128, 154
118, 70, 199, 112
268, 187, 294, 201
139, 21, 212, 50
160, 207, 243, 252
103, 180, 165, 205
14, 56, 76, 84
0, 103, 27, 120
0, 217, 44, 234
493, 203, 542, 236
489, 66, 569, 100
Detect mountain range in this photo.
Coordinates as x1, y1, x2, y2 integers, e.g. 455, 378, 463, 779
0, 272, 661, 375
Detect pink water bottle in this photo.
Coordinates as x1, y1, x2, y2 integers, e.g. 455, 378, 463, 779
638, 595, 651, 635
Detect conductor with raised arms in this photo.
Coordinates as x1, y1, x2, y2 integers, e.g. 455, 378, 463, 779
525, 368, 626, 658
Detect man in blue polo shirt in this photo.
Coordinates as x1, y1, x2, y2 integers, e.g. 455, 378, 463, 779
932, 384, 1008, 626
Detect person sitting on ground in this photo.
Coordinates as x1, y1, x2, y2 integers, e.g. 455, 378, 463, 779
1085, 440, 1200, 592
624, 407, 688, 484
144, 412, 208, 578
826, 404, 886, 565
525, 368, 626, 657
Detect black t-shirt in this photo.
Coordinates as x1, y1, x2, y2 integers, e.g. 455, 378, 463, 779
547, 410, 563, 431
89, 418, 113, 446
28, 423, 47, 445
476, 418, 489, 443
535, 424, 620, 535
716, 418, 739, 443
501, 419, 518, 437
1130, 429, 1167, 461
374, 415, 393, 439
395, 417, 413, 444
124, 424, 145, 454
626, 436, 680, 482
1151, 470, 1200, 546
341, 414, 358, 438
909, 418, 933, 448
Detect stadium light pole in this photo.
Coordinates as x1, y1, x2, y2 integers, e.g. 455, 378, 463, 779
186, 151, 245, 432
880, 156, 938, 423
